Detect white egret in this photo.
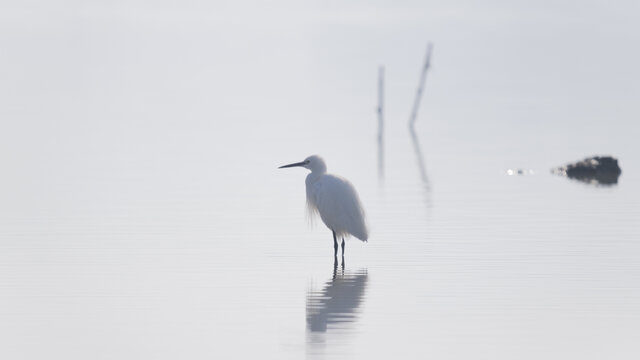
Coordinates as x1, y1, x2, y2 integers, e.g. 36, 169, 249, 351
279, 155, 369, 258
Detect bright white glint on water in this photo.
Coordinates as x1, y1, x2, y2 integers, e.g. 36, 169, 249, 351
1, 1, 640, 359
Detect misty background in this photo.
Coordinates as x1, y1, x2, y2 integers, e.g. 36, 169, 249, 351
1, 1, 639, 359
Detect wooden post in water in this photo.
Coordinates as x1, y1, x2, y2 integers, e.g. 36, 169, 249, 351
408, 43, 433, 205
377, 66, 384, 181
408, 43, 433, 131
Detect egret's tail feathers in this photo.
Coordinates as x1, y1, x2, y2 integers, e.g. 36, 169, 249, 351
353, 213, 369, 242
344, 226, 368, 242
355, 231, 368, 243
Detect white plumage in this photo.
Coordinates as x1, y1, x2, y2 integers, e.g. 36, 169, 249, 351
280, 155, 369, 257
306, 172, 368, 241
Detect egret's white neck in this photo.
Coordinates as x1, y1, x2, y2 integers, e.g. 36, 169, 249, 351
309, 162, 327, 174
305, 169, 324, 187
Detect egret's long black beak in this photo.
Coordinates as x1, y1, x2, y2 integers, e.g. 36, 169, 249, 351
279, 161, 306, 169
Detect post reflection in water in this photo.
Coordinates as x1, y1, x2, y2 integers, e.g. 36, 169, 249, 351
410, 126, 432, 208
306, 263, 368, 356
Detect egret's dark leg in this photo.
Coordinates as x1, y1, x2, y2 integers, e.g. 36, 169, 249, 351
341, 238, 345, 258
332, 231, 338, 258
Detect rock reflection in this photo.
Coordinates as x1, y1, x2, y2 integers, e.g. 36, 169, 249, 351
306, 264, 368, 355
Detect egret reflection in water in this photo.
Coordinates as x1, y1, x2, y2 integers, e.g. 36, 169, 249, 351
306, 264, 369, 334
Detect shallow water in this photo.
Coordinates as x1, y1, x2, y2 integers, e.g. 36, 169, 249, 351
2, 1, 640, 359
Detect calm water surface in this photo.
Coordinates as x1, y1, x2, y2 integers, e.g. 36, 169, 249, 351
1, 133, 638, 359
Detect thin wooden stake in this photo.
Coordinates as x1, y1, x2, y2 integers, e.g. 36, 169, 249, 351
408, 43, 433, 130
377, 66, 384, 181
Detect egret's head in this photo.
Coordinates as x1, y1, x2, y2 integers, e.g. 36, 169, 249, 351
279, 154, 327, 173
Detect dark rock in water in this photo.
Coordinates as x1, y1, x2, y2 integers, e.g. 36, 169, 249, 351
552, 156, 622, 185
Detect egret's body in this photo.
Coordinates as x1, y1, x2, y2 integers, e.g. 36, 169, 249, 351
280, 155, 368, 259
